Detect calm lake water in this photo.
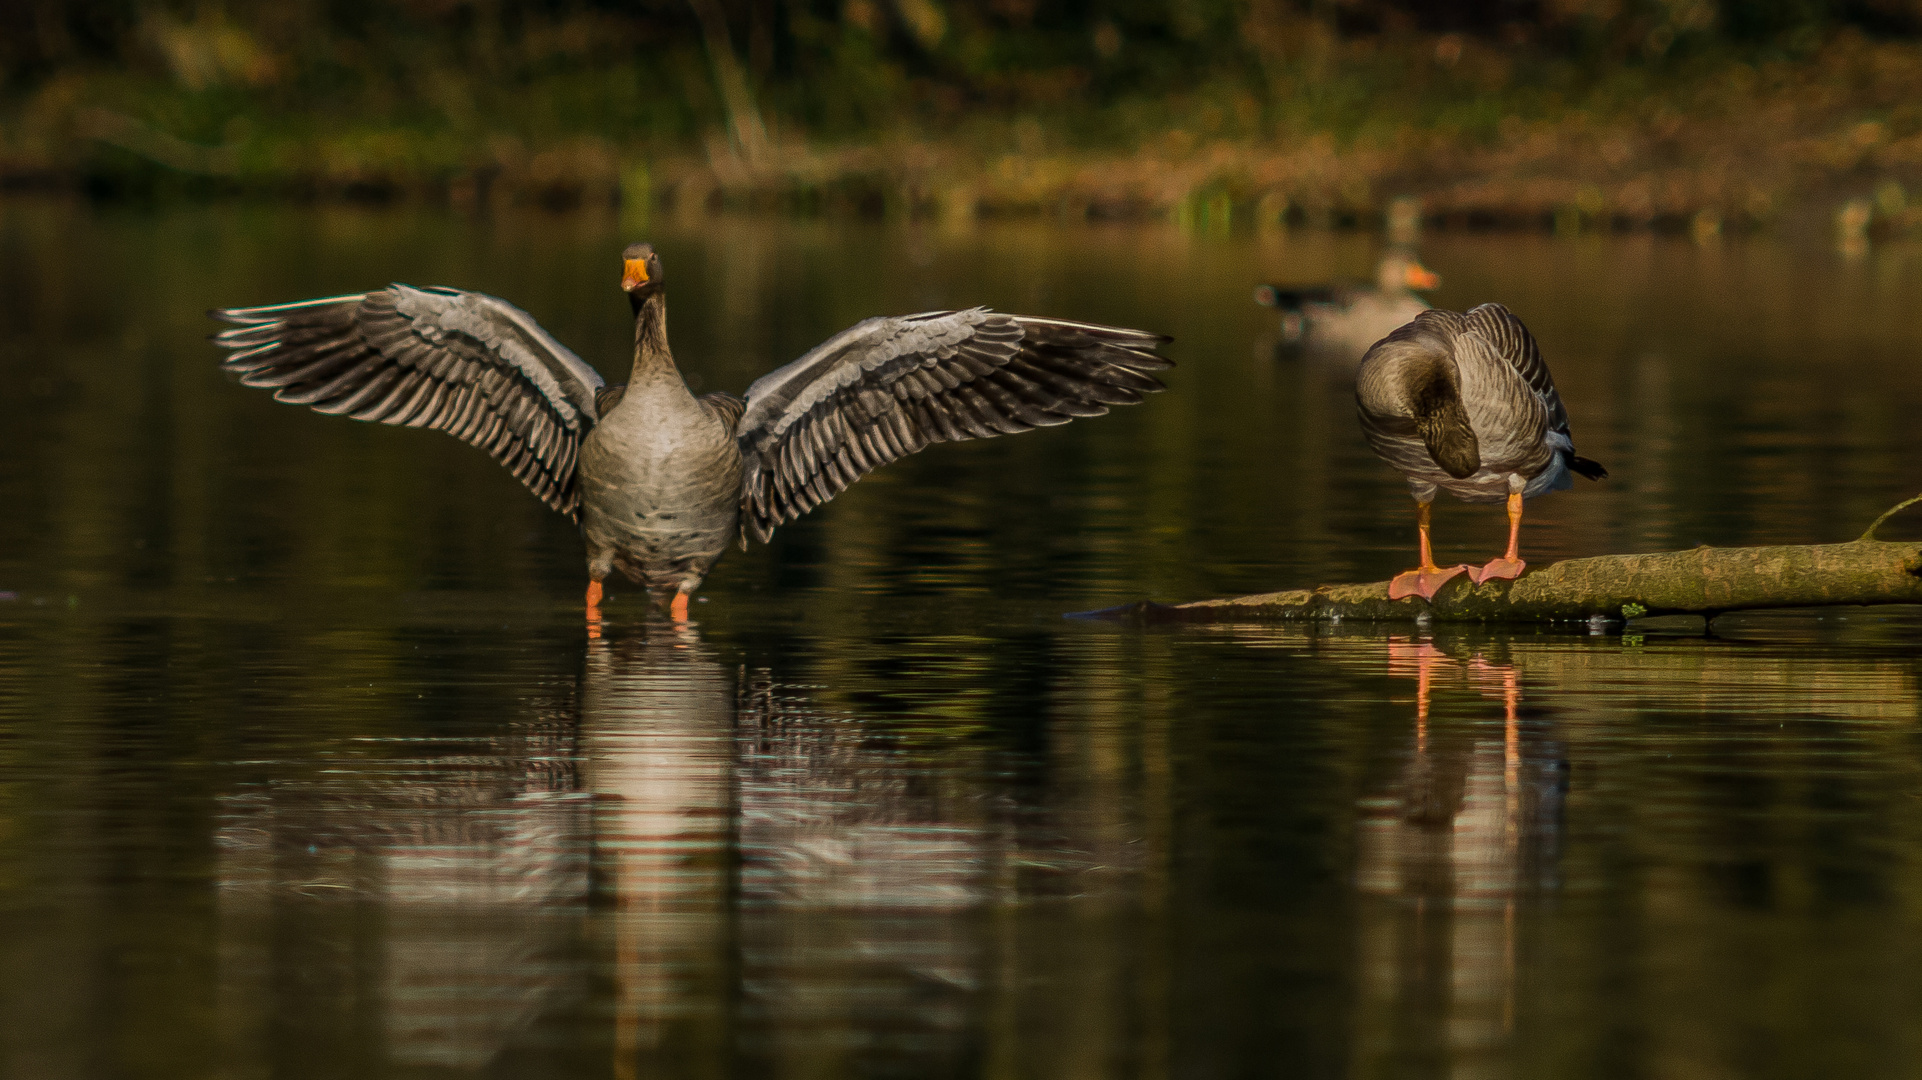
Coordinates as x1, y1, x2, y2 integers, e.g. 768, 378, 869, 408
3, 201, 1922, 1079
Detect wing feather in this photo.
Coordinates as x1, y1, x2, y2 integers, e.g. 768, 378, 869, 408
211, 285, 606, 518
1460, 302, 1570, 434
1453, 303, 1607, 483
735, 308, 1171, 544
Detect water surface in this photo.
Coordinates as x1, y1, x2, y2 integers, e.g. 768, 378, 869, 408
2, 203, 1921, 1078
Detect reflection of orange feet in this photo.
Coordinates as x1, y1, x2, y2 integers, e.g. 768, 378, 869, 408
1388, 564, 1470, 600
1470, 556, 1526, 584
669, 593, 689, 621
585, 580, 604, 639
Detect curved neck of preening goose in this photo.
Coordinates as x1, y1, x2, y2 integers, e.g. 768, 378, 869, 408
628, 291, 677, 385
1405, 357, 1480, 480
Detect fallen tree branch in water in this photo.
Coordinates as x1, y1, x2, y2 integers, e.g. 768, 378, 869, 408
1083, 497, 1922, 626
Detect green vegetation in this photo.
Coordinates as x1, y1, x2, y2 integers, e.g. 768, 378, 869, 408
10, 1, 1922, 229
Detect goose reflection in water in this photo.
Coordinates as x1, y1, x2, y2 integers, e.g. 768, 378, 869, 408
210, 626, 1140, 1073
580, 626, 739, 1065
587, 626, 1012, 1067
1355, 638, 1568, 1075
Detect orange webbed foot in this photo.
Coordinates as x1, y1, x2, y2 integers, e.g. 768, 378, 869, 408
1469, 556, 1527, 584
1388, 564, 1471, 600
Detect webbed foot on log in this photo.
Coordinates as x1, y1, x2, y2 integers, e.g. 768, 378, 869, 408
1388, 564, 1471, 600
1470, 556, 1527, 584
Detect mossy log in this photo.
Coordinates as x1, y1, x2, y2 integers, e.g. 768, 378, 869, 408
1084, 498, 1922, 626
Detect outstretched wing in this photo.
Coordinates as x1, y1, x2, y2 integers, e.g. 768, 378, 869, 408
1459, 302, 1569, 434
734, 308, 1171, 544
211, 286, 606, 518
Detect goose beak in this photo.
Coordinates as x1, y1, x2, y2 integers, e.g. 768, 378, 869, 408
622, 258, 651, 291
1406, 263, 1441, 290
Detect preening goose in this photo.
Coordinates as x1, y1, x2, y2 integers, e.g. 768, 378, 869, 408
1256, 251, 1440, 357
212, 243, 1172, 627
1355, 303, 1606, 600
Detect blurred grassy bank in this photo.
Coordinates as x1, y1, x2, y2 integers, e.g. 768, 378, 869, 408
11, 2, 1922, 235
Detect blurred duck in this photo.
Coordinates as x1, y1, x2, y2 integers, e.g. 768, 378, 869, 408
1356, 303, 1606, 600
213, 243, 1172, 625
1255, 251, 1441, 357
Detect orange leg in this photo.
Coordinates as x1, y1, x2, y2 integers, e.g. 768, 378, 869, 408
1388, 501, 1471, 600
1471, 492, 1528, 583
669, 592, 689, 621
585, 579, 604, 639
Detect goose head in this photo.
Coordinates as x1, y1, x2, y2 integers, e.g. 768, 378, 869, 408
622, 242, 664, 311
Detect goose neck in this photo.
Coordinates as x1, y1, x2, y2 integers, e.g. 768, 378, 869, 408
629, 292, 678, 385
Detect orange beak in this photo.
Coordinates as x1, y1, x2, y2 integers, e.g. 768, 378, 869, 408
621, 258, 650, 291
1405, 262, 1441, 290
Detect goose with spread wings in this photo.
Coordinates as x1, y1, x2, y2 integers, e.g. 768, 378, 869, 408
1355, 303, 1606, 601
211, 242, 1172, 625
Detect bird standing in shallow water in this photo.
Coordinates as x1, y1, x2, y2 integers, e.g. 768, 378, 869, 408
213, 243, 1172, 629
1355, 303, 1606, 600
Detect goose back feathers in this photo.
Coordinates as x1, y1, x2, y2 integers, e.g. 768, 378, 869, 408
1356, 303, 1604, 504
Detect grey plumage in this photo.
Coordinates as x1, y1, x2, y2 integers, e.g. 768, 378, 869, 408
212, 261, 1172, 609
212, 286, 604, 516
1357, 303, 1605, 505
736, 309, 1169, 543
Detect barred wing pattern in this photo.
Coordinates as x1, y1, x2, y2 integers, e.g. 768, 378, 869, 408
212, 286, 606, 517
735, 309, 1171, 544
1459, 302, 1570, 434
